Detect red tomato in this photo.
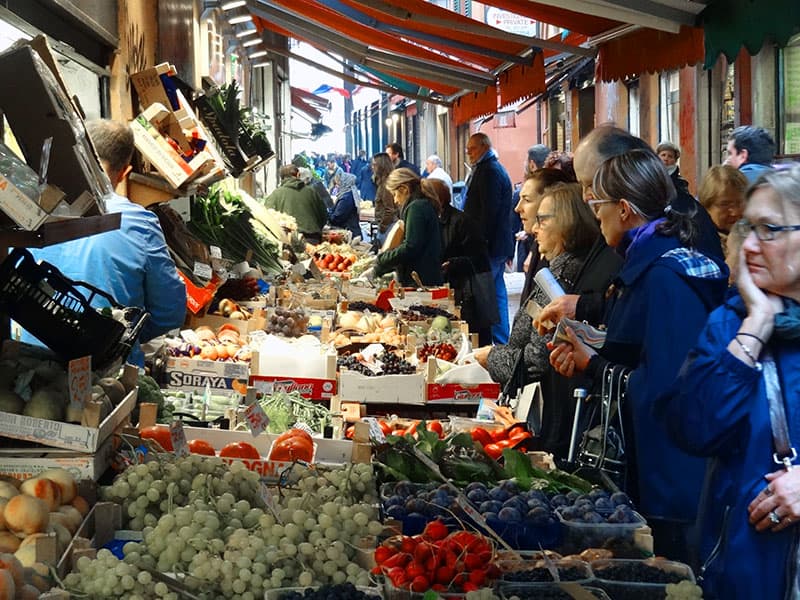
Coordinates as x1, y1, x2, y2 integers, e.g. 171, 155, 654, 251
219, 441, 261, 459
426, 420, 444, 438
496, 439, 512, 449
490, 428, 508, 442
484, 443, 503, 460
188, 439, 216, 455
140, 426, 173, 452
470, 428, 493, 446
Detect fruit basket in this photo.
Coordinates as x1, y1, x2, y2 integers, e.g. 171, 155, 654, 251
591, 558, 695, 600
0, 248, 148, 370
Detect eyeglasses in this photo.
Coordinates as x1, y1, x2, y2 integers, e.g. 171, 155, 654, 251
735, 218, 800, 241
534, 214, 554, 226
587, 199, 617, 214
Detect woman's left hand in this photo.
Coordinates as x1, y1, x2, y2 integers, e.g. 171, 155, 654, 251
748, 469, 800, 532
473, 346, 492, 368
547, 326, 596, 377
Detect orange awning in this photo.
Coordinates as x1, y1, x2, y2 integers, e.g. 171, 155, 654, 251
596, 25, 705, 82
498, 52, 547, 107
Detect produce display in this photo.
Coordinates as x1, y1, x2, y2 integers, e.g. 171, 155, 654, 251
213, 276, 262, 302
162, 389, 240, 421
268, 428, 314, 462
417, 342, 458, 362
256, 391, 331, 434
266, 307, 309, 338
166, 325, 251, 362
337, 352, 416, 376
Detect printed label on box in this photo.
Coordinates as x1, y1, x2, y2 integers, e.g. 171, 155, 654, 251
68, 355, 91, 408
426, 383, 501, 404
166, 357, 249, 392
244, 402, 269, 437
0, 174, 48, 230
249, 375, 336, 399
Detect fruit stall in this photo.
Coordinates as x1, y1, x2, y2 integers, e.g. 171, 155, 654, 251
0, 47, 708, 600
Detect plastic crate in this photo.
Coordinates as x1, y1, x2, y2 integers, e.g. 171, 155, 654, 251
499, 558, 594, 585
591, 558, 695, 600
265, 586, 381, 600
0, 248, 147, 369
498, 584, 611, 600
555, 506, 646, 554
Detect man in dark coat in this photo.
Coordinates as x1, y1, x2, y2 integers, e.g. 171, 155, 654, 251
463, 132, 514, 344
385, 142, 420, 175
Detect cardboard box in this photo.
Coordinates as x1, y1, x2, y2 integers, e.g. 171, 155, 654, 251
181, 426, 353, 478
130, 103, 216, 189
0, 388, 135, 453
251, 347, 336, 381
130, 63, 176, 111
0, 435, 114, 481
186, 312, 267, 336
0, 37, 110, 215
424, 358, 500, 404
338, 371, 426, 405
164, 356, 250, 393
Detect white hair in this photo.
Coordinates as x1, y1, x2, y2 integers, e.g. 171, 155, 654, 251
426, 155, 442, 167
297, 167, 312, 183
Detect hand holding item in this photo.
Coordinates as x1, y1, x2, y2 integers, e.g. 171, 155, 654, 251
748, 468, 800, 532
534, 294, 579, 335
472, 345, 492, 368
547, 325, 595, 378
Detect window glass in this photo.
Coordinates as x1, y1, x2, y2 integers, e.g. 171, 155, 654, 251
659, 70, 680, 144
782, 34, 800, 154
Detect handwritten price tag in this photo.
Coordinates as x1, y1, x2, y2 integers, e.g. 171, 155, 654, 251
244, 402, 269, 437
361, 417, 385, 443
68, 356, 92, 408
209, 245, 222, 259
193, 262, 213, 279
169, 420, 189, 457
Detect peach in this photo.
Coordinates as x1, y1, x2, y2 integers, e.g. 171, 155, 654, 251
0, 484, 17, 502
0, 535, 18, 554
0, 498, 8, 531
0, 569, 14, 600
4, 496, 49, 536
37, 469, 76, 504
19, 479, 61, 511
70, 495, 90, 517
0, 554, 23, 589
56, 505, 82, 534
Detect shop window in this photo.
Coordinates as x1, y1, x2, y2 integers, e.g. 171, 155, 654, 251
659, 70, 680, 144
548, 92, 566, 151
781, 34, 800, 156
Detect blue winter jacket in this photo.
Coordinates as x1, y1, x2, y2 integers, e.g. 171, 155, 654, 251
327, 190, 362, 241
658, 292, 800, 600
462, 152, 513, 261
588, 228, 728, 521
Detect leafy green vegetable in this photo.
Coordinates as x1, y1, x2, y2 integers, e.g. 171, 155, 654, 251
501, 448, 592, 494
258, 390, 331, 434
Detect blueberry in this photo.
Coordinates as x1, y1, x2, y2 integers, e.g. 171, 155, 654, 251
559, 506, 580, 520
610, 492, 632, 506
526, 490, 548, 503
503, 496, 527, 511
394, 481, 414, 497
479, 500, 503, 514
406, 511, 426, 521
465, 482, 487, 494
499, 479, 521, 495
594, 497, 614, 510
527, 506, 551, 520
433, 491, 450, 506
550, 494, 568, 508
582, 510, 605, 523
385, 494, 404, 507
574, 500, 595, 513
467, 489, 489, 504
527, 499, 549, 510
566, 490, 580, 502
483, 511, 498, 521
588, 488, 609, 500
498, 506, 523, 522
488, 487, 511, 503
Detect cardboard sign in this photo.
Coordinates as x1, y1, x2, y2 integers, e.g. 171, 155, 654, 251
244, 402, 269, 437
68, 356, 91, 408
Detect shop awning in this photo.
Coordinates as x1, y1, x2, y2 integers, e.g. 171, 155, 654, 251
290, 87, 330, 121
700, 0, 800, 68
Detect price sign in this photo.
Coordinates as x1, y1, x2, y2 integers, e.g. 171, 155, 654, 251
193, 262, 213, 279
169, 420, 189, 457
361, 417, 385, 443
244, 402, 269, 437
68, 356, 92, 408
180, 329, 201, 344
209, 245, 222, 259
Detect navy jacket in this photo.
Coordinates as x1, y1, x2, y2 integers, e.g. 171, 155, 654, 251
463, 153, 514, 261
658, 293, 800, 599
327, 190, 361, 241
587, 229, 728, 521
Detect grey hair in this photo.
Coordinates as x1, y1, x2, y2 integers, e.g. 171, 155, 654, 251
748, 166, 800, 210
470, 132, 492, 148
426, 155, 442, 167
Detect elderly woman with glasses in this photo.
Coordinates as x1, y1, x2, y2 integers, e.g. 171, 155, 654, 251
549, 149, 729, 561
659, 167, 800, 599
474, 182, 600, 455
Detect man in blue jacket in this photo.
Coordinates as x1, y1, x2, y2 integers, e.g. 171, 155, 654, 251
24, 119, 186, 367
724, 125, 775, 184
462, 133, 513, 344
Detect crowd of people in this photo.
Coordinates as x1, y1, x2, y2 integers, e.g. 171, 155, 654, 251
293, 123, 800, 598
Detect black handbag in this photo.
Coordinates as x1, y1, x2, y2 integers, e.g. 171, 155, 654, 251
575, 363, 629, 488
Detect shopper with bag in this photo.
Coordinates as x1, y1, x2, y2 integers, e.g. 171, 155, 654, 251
548, 149, 728, 561
658, 167, 800, 599
474, 182, 601, 456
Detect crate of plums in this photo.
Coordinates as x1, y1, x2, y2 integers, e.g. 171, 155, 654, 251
381, 479, 563, 551
554, 488, 647, 554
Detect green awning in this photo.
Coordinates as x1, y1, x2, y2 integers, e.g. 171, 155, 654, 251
351, 63, 422, 97
702, 0, 800, 68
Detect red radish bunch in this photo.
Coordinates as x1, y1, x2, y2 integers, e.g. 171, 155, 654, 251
373, 522, 499, 594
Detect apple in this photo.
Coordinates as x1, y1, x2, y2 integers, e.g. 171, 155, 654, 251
19, 479, 60, 512
4, 496, 48, 536
36, 469, 76, 504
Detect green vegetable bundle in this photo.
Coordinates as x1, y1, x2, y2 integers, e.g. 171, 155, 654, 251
258, 390, 331, 434
189, 184, 282, 274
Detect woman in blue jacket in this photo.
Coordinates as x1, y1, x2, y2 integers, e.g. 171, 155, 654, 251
659, 167, 800, 599
327, 172, 362, 241
549, 149, 728, 561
